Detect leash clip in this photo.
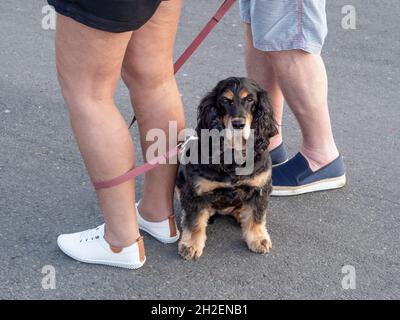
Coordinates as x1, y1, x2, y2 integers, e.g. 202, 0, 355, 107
178, 135, 199, 162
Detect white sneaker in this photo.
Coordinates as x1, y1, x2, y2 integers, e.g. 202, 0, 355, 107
57, 224, 146, 269
135, 201, 180, 244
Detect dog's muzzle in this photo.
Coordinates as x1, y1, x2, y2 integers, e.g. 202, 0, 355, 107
225, 117, 252, 150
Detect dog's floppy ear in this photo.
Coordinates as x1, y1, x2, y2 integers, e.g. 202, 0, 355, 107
253, 88, 278, 150
196, 88, 224, 134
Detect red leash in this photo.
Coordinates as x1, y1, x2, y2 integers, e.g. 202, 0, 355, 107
92, 0, 236, 190
174, 0, 236, 73
92, 143, 182, 190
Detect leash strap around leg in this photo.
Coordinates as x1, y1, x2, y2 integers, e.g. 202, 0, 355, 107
92, 143, 183, 190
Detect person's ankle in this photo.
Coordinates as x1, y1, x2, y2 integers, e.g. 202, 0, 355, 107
268, 135, 283, 152
300, 144, 339, 172
104, 225, 139, 248
138, 200, 173, 222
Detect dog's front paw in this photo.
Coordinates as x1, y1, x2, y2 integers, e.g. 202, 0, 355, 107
247, 233, 272, 254
179, 241, 204, 260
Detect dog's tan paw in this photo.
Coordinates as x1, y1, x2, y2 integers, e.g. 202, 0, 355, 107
247, 235, 272, 254
179, 242, 204, 260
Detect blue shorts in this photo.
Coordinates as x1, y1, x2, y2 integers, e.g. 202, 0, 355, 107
240, 0, 327, 54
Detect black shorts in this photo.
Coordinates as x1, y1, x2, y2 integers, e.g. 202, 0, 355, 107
48, 0, 162, 33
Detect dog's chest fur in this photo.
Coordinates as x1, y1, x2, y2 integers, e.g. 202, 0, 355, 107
176, 146, 273, 214
193, 169, 271, 210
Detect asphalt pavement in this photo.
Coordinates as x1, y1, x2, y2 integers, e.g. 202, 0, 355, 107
0, 0, 399, 299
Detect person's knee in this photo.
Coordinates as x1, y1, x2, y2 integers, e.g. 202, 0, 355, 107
58, 81, 110, 121
57, 69, 115, 119
121, 57, 175, 90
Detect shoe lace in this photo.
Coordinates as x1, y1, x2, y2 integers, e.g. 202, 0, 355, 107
79, 226, 102, 243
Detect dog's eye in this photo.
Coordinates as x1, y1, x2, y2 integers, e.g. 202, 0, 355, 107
246, 96, 254, 103
222, 98, 233, 105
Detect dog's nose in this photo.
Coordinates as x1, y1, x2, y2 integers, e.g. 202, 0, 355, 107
231, 118, 246, 130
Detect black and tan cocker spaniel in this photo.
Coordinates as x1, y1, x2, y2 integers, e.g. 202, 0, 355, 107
176, 77, 278, 260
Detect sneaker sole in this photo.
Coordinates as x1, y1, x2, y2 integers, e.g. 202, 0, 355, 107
272, 158, 289, 168
57, 239, 146, 270
271, 174, 346, 197
139, 226, 180, 244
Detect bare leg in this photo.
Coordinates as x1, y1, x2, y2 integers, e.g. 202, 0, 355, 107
245, 24, 284, 151
266, 50, 339, 171
122, 0, 185, 221
244, 25, 339, 171
56, 15, 139, 247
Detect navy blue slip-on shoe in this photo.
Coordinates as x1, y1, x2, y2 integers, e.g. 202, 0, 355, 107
270, 143, 289, 167
272, 153, 346, 196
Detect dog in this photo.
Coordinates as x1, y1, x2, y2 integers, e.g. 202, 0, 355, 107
176, 77, 278, 260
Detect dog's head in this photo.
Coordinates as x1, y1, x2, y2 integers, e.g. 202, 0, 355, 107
196, 77, 278, 152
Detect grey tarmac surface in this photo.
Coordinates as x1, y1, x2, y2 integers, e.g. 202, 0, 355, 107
0, 0, 399, 299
